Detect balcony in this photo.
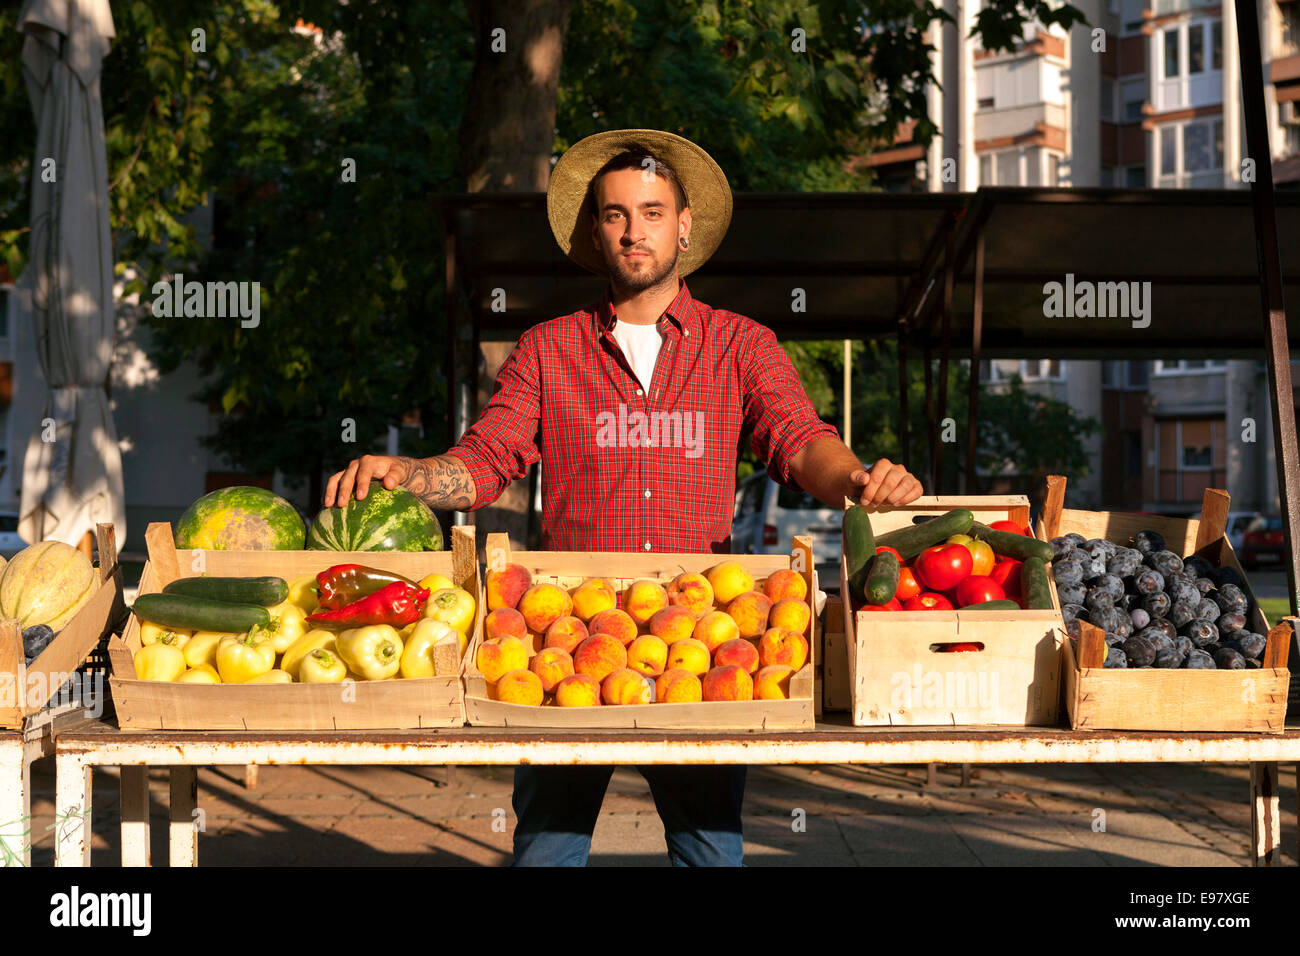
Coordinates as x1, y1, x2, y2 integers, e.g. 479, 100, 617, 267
1158, 468, 1226, 503
1148, 0, 1220, 16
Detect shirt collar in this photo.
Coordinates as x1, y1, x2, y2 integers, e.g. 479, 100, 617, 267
596, 277, 695, 336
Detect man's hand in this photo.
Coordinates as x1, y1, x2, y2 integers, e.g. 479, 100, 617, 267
849, 458, 924, 508
324, 455, 409, 507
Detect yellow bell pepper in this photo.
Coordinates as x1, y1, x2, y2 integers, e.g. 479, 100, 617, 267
249, 669, 293, 684
418, 572, 455, 594
176, 664, 221, 684
299, 648, 347, 683
216, 629, 277, 683
285, 573, 321, 614
140, 621, 192, 647
263, 601, 309, 654
280, 629, 337, 680
182, 630, 235, 669
335, 625, 403, 680
135, 643, 186, 682
423, 587, 476, 635
399, 619, 459, 678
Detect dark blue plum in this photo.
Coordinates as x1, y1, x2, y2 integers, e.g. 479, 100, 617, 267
1169, 602, 1197, 629
1060, 603, 1087, 626
1133, 530, 1166, 555
1148, 618, 1177, 640
1122, 635, 1156, 667
1235, 632, 1267, 659
1053, 562, 1085, 587
1091, 607, 1133, 638
1141, 591, 1171, 618
1181, 619, 1218, 647
1129, 608, 1151, 631
1104, 647, 1129, 668
1183, 555, 1214, 578
1212, 584, 1249, 615
1182, 650, 1216, 669
1195, 598, 1221, 622
1058, 583, 1087, 606
1213, 647, 1247, 670
1215, 611, 1247, 634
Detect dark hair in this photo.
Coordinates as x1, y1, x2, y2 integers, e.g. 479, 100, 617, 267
586, 149, 690, 219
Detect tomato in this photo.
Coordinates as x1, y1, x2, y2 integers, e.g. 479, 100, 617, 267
862, 597, 902, 612
902, 592, 955, 611
955, 575, 1007, 607
948, 642, 981, 653
875, 545, 902, 562
915, 544, 972, 592
989, 520, 1028, 535
947, 534, 994, 576
989, 558, 1023, 602
895, 566, 922, 602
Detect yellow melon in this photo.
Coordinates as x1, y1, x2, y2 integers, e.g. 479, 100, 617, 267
0, 542, 96, 629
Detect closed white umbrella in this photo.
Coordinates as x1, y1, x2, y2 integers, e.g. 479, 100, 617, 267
16, 0, 126, 550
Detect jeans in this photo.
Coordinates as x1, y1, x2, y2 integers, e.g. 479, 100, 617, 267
511, 764, 747, 866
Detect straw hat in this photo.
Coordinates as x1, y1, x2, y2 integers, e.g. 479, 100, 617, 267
547, 128, 733, 277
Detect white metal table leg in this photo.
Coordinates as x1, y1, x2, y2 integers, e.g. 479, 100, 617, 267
120, 766, 150, 867
1251, 761, 1280, 866
53, 753, 92, 867
169, 767, 198, 867
0, 734, 30, 867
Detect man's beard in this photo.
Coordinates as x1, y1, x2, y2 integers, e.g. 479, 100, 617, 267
608, 243, 678, 293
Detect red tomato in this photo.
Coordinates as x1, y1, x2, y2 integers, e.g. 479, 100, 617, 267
948, 642, 981, 653
989, 558, 1023, 601
989, 520, 1028, 535
862, 597, 902, 611
875, 545, 903, 562
915, 544, 973, 592
895, 566, 922, 602
902, 592, 955, 611
955, 575, 1007, 607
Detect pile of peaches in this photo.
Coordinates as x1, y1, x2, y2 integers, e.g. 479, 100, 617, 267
475, 560, 811, 707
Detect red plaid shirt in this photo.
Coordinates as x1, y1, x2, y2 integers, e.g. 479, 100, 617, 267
446, 278, 839, 553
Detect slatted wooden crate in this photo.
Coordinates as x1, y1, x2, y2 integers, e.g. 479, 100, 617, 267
1039, 475, 1290, 733
820, 593, 851, 714
107, 522, 478, 730
463, 534, 816, 730
0, 524, 124, 729
841, 496, 1066, 727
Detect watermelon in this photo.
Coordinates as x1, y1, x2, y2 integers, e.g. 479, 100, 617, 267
306, 487, 443, 552
176, 486, 306, 550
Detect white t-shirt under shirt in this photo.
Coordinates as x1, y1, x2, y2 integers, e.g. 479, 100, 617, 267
611, 318, 664, 391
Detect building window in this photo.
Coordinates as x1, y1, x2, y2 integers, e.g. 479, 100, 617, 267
979, 154, 993, 185
1283, 3, 1300, 54
1122, 77, 1145, 121
1164, 28, 1180, 79
1189, 21, 1204, 74
1153, 359, 1227, 374
997, 150, 1019, 185
1212, 18, 1222, 69
1101, 77, 1116, 122
1020, 359, 1065, 381
1181, 443, 1213, 468
1156, 117, 1224, 187
1125, 165, 1147, 187
1127, 359, 1149, 386
1124, 431, 1143, 477
1103, 360, 1150, 387
978, 96, 995, 109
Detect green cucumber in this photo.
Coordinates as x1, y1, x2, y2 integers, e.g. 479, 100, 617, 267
864, 551, 900, 605
874, 508, 974, 560
132, 593, 271, 633
842, 505, 877, 602
960, 599, 1021, 611
162, 575, 288, 607
1021, 557, 1053, 610
968, 522, 1054, 562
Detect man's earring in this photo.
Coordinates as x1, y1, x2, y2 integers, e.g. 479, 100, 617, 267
679, 235, 689, 250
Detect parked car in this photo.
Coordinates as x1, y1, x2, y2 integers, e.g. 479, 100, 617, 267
0, 512, 27, 558
733, 473, 842, 589
1240, 515, 1285, 569
1191, 509, 1261, 554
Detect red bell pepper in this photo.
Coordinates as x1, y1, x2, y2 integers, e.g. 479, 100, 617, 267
316, 564, 418, 610
306, 581, 430, 631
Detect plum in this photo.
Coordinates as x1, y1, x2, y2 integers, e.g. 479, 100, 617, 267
1213, 647, 1247, 670
1060, 603, 1087, 626
1148, 550, 1184, 577
1053, 562, 1085, 587
1107, 552, 1143, 577
1215, 611, 1247, 634
1092, 607, 1133, 638
1141, 591, 1171, 618
1193, 577, 1217, 595
1085, 590, 1116, 614
1132, 530, 1166, 555
1173, 636, 1194, 659
1168, 601, 1197, 629
1195, 598, 1221, 622
1236, 632, 1267, 659
1122, 635, 1156, 667
1147, 618, 1177, 640
1084, 538, 1118, 559
1153, 647, 1183, 668
22, 625, 56, 663
1132, 569, 1165, 595
1182, 650, 1216, 669
1212, 584, 1249, 615
1129, 608, 1151, 631
1104, 647, 1129, 668
1183, 555, 1214, 578
1058, 583, 1087, 606
1168, 581, 1200, 608
1049, 537, 1079, 558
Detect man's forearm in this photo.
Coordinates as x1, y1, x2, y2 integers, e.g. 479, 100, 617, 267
787, 436, 862, 509
395, 455, 477, 511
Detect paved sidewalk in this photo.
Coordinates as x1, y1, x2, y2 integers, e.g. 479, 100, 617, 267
23, 758, 1297, 866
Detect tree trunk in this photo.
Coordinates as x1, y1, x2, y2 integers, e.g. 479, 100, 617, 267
457, 0, 572, 551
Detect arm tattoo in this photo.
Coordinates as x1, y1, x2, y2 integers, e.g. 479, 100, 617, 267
395, 455, 475, 511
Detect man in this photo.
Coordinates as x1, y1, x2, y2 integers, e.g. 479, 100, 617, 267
325, 128, 925, 866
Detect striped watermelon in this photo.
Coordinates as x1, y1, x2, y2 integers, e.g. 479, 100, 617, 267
175, 486, 306, 550
306, 486, 442, 552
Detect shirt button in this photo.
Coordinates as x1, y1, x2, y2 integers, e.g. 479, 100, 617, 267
636, 388, 643, 396
643, 541, 652, 551
643, 489, 651, 499
684, 329, 690, 337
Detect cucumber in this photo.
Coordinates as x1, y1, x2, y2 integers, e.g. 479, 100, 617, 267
842, 505, 877, 602
874, 508, 974, 560
133, 593, 271, 633
968, 522, 1054, 562
960, 599, 1021, 611
864, 551, 900, 605
162, 576, 288, 607
1021, 557, 1053, 610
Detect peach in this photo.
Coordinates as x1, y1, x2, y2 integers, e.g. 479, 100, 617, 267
495, 668, 544, 706
572, 633, 628, 683
484, 607, 528, 642
626, 634, 669, 677
570, 578, 617, 621
713, 638, 760, 675
530, 646, 575, 693
518, 583, 573, 635
666, 572, 714, 616
769, 598, 810, 636
754, 664, 795, 700
543, 615, 589, 655
647, 605, 697, 645
758, 628, 810, 671
761, 569, 809, 604
726, 590, 773, 639
703, 664, 754, 702
602, 668, 654, 705
476, 636, 529, 683
655, 668, 703, 703
623, 579, 669, 626
693, 610, 740, 654
665, 637, 711, 677
486, 564, 532, 610
554, 673, 602, 707
706, 560, 755, 606
588, 608, 638, 647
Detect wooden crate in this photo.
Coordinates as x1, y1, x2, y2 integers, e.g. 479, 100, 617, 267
841, 496, 1066, 727
463, 534, 817, 730
820, 594, 851, 713
1039, 475, 1291, 733
0, 524, 125, 729
107, 523, 478, 731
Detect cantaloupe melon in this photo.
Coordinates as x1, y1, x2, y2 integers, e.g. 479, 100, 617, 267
0, 542, 96, 629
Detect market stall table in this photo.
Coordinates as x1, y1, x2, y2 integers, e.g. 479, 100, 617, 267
49, 714, 1300, 868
